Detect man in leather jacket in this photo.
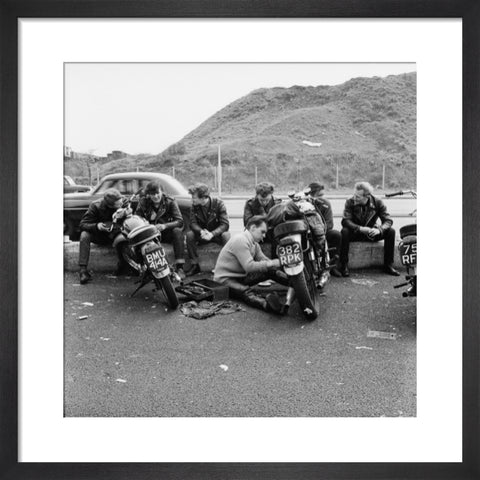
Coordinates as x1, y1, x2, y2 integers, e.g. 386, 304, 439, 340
340, 181, 399, 277
307, 182, 342, 277
78, 188, 130, 284
243, 182, 282, 227
185, 183, 230, 276
135, 180, 186, 278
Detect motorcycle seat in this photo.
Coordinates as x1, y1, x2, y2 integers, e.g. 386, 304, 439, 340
399, 223, 416, 239
273, 220, 308, 239
127, 225, 160, 247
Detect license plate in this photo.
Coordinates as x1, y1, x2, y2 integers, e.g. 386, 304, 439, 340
278, 243, 302, 266
144, 246, 168, 273
399, 242, 417, 266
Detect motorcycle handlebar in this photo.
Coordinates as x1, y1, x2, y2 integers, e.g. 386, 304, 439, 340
385, 191, 404, 198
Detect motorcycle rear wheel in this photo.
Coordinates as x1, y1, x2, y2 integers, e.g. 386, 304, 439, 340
155, 276, 179, 309
290, 260, 319, 321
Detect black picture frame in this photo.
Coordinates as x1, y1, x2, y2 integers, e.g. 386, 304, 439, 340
1, 1, 478, 479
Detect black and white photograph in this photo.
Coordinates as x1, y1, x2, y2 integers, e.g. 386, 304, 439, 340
63, 62, 417, 418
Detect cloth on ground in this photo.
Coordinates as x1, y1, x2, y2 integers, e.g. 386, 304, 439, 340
180, 300, 244, 320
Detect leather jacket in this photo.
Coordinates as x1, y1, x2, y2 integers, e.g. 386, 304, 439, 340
190, 196, 229, 237
341, 194, 393, 233
135, 194, 184, 230
243, 196, 282, 226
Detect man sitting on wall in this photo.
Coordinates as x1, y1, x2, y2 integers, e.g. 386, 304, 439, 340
340, 181, 399, 277
214, 215, 287, 314
307, 182, 342, 278
185, 183, 230, 277
77, 188, 130, 285
135, 180, 186, 278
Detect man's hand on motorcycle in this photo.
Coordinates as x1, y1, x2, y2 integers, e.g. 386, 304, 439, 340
97, 222, 109, 232
269, 259, 281, 269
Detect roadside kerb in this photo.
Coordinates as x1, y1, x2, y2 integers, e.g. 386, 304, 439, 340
64, 239, 402, 273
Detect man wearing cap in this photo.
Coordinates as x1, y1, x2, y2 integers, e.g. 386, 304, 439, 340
214, 215, 287, 314
77, 188, 130, 284
307, 182, 342, 277
185, 183, 230, 276
135, 180, 186, 278
340, 181, 399, 277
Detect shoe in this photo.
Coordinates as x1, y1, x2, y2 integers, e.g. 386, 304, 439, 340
79, 269, 92, 285
340, 264, 350, 277
185, 264, 201, 277
384, 264, 400, 276
330, 266, 342, 278
265, 293, 284, 315
175, 264, 186, 280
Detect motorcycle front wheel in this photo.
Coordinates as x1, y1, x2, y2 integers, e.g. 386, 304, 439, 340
290, 260, 319, 321
155, 276, 179, 310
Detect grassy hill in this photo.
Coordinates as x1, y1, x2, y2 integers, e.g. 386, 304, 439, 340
65, 72, 416, 194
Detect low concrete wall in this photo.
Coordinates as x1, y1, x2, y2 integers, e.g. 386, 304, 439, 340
64, 239, 402, 273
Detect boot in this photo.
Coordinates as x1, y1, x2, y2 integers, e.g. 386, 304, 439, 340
265, 293, 284, 315
339, 263, 350, 277
174, 263, 186, 280
384, 264, 400, 276
79, 268, 92, 285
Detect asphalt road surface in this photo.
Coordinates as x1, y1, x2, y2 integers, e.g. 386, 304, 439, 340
64, 270, 416, 418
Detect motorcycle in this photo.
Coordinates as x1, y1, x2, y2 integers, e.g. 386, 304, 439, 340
385, 190, 417, 297
112, 198, 180, 309
267, 189, 332, 321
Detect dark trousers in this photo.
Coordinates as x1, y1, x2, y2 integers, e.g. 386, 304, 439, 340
161, 227, 185, 264
340, 227, 396, 266
186, 230, 231, 264
219, 270, 289, 311
78, 230, 127, 269
326, 229, 341, 265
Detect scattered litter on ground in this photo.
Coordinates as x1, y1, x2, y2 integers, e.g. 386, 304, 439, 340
76, 353, 83, 357
351, 279, 379, 287
367, 330, 397, 340
77, 315, 89, 321
81, 302, 94, 307
219, 364, 229, 372
100, 337, 110, 341
306, 361, 312, 365
115, 378, 127, 383
336, 382, 344, 386
355, 346, 373, 350
301, 325, 305, 329
383, 291, 389, 294
72, 284, 81, 287
180, 300, 244, 320
114, 362, 120, 365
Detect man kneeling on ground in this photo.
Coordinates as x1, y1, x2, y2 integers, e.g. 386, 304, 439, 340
214, 215, 288, 314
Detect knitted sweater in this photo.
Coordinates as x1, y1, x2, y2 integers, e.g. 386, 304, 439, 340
214, 230, 273, 282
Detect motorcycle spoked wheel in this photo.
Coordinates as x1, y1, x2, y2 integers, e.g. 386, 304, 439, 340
290, 259, 319, 321
154, 276, 179, 310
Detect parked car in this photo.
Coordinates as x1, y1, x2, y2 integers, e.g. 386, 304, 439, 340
63, 175, 92, 193
64, 172, 191, 240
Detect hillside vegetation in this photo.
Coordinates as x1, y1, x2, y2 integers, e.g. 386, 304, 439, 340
65, 72, 416, 194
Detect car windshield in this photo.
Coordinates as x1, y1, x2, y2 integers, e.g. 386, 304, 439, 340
93, 175, 189, 197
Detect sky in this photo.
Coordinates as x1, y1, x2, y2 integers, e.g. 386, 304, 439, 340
65, 63, 415, 156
